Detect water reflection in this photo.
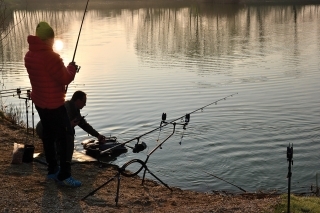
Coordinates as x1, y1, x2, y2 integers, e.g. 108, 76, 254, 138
1, 3, 319, 76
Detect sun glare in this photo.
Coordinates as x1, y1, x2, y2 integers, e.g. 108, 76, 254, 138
54, 39, 64, 51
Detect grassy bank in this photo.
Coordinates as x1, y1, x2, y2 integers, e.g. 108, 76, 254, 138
275, 194, 320, 213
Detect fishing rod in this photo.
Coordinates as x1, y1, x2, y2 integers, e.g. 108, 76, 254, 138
0, 87, 30, 94
203, 170, 247, 193
72, 0, 89, 63
65, 0, 89, 93
100, 92, 238, 155
0, 94, 16, 98
0, 88, 32, 98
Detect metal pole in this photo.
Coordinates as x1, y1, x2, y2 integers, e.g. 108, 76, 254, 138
287, 144, 293, 213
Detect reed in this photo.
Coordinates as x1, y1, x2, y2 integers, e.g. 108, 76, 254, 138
0, 100, 25, 127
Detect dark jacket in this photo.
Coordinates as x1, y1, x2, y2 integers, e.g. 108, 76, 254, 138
64, 100, 99, 137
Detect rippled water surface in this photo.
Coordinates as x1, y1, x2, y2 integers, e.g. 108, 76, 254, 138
1, 1, 320, 193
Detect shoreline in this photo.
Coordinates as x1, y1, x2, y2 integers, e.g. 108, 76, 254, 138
0, 116, 281, 212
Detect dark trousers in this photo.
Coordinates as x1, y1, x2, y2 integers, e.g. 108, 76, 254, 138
36, 105, 74, 180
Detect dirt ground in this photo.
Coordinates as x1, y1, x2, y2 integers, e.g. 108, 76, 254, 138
0, 118, 281, 213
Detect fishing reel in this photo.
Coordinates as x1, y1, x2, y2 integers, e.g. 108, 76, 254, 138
76, 66, 81, 73
132, 142, 147, 153
129, 137, 147, 153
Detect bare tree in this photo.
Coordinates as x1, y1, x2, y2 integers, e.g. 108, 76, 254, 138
1, 0, 10, 101
0, 0, 7, 87
0, 0, 8, 41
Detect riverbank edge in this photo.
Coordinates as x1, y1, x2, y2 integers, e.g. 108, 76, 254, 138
0, 113, 285, 212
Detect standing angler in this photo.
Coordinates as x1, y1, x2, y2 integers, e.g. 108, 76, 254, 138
24, 21, 82, 187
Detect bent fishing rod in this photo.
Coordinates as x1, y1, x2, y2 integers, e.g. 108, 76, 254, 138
65, 0, 90, 93
100, 92, 238, 155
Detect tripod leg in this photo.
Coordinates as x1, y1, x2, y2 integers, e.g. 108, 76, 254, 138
81, 174, 117, 201
141, 167, 147, 185
142, 166, 172, 191
115, 173, 121, 206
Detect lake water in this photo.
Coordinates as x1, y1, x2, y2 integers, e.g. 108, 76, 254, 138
1, 1, 320, 194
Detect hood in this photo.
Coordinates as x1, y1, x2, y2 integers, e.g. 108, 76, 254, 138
27, 35, 53, 52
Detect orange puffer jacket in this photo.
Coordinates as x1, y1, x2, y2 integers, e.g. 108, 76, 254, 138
25, 35, 76, 109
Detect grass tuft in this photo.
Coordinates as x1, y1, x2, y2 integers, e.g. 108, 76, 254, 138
273, 194, 320, 213
0, 101, 25, 127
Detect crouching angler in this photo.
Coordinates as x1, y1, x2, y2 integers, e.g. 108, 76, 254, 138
37, 91, 106, 142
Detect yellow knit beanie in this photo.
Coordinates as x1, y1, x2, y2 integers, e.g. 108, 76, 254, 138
36, 22, 54, 41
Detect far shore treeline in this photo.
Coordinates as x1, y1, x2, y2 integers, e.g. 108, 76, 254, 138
4, 0, 320, 8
